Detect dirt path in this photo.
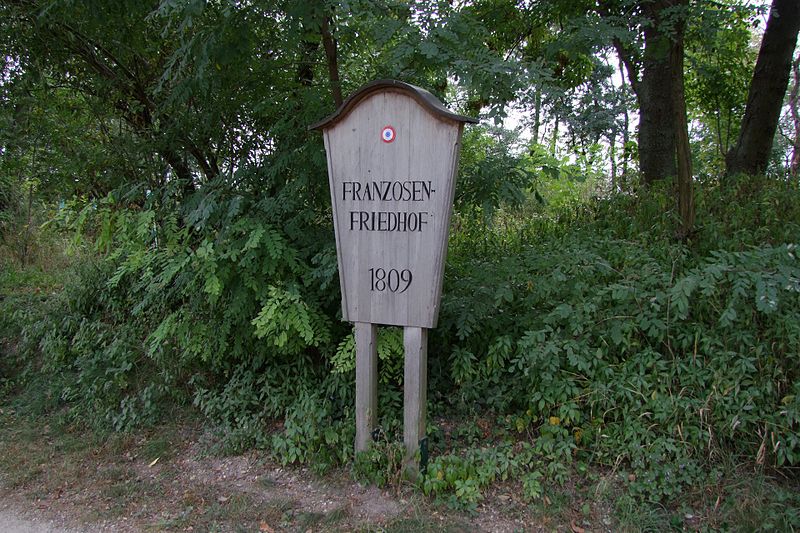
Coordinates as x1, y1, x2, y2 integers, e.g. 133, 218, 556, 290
1, 413, 533, 532
0, 505, 82, 533
0, 436, 413, 532
0, 509, 54, 533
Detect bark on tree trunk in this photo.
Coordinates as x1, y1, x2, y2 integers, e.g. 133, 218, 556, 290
618, 56, 631, 190
533, 89, 541, 145
638, 0, 677, 185
161, 147, 195, 197
320, 15, 343, 107
550, 116, 559, 157
726, 0, 800, 176
610, 135, 618, 191
21, 142, 38, 268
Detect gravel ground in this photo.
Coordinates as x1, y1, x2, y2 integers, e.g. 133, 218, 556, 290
0, 508, 80, 533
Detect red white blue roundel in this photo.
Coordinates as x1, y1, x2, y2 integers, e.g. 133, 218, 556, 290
381, 125, 396, 143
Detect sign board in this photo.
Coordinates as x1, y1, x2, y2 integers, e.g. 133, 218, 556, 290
312, 80, 477, 470
311, 80, 477, 328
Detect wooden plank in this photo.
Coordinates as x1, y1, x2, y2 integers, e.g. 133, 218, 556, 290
403, 326, 428, 476
354, 322, 378, 453
323, 130, 348, 317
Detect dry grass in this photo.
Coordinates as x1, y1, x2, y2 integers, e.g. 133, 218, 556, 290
1, 403, 798, 532
0, 409, 415, 531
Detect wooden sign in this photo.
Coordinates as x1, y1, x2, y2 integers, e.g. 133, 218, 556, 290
311, 80, 477, 328
312, 80, 476, 475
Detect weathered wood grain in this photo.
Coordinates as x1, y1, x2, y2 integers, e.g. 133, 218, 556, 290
322, 90, 465, 328
403, 326, 427, 476
355, 322, 378, 452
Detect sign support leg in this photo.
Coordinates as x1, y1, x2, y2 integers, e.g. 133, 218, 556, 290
355, 322, 378, 453
403, 326, 428, 477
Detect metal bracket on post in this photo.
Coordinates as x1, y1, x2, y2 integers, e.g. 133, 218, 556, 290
403, 326, 428, 478
355, 322, 378, 454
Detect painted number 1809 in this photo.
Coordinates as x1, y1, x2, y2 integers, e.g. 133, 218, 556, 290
368, 268, 412, 293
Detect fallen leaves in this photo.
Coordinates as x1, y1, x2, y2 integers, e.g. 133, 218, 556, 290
570, 519, 586, 533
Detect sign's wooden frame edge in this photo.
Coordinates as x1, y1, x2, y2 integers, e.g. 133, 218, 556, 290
309, 79, 478, 131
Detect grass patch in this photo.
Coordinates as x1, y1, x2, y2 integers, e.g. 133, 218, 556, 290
0, 412, 86, 492
141, 434, 177, 462
262, 495, 296, 521
324, 506, 350, 525
294, 510, 325, 529
203, 492, 259, 525
0, 403, 205, 527
614, 494, 676, 532
714, 473, 800, 531
0, 265, 63, 295
257, 475, 278, 489
381, 516, 472, 533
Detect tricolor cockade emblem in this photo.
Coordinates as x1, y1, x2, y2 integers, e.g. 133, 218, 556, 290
381, 125, 396, 143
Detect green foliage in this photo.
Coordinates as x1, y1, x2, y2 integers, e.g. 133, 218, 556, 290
433, 178, 800, 504
421, 415, 578, 509
0, 177, 71, 269
352, 438, 405, 489
271, 389, 354, 472
6, 187, 345, 435
0, 173, 16, 232
332, 326, 404, 386
2, 0, 799, 518
421, 426, 573, 510
455, 126, 537, 221
521, 470, 544, 502
7, 156, 800, 516
625, 445, 718, 504
685, 2, 757, 173
422, 452, 491, 512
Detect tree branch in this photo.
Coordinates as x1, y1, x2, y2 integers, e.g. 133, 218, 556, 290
320, 14, 342, 107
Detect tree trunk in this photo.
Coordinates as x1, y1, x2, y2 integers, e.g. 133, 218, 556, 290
160, 147, 195, 197
297, 37, 318, 87
638, 0, 678, 185
22, 179, 33, 267
726, 0, 800, 176
671, 0, 694, 239
21, 142, 38, 268
320, 15, 343, 107
532, 89, 541, 144
550, 115, 559, 157
610, 134, 618, 191
618, 56, 631, 190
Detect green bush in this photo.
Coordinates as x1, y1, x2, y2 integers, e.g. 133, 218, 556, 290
421, 178, 800, 504
5, 176, 800, 506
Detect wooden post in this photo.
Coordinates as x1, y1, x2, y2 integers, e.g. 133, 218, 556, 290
403, 326, 427, 476
355, 322, 378, 453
